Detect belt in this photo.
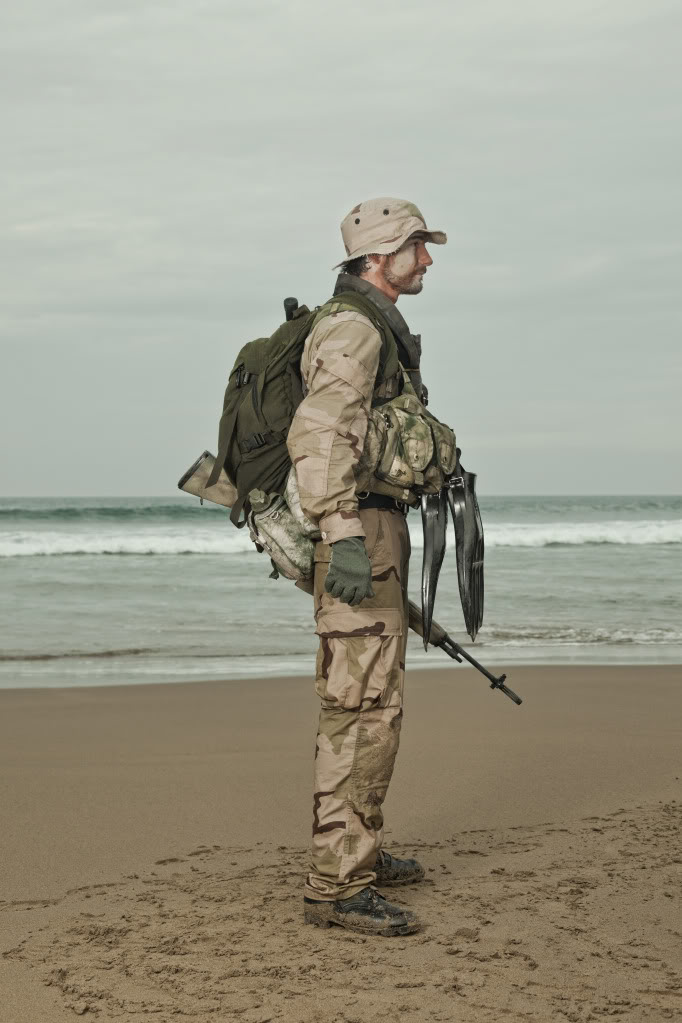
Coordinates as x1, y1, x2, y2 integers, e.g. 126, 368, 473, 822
357, 492, 409, 514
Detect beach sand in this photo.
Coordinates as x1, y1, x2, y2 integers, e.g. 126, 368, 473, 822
1, 664, 680, 1021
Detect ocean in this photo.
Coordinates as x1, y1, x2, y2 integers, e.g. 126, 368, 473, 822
1, 495, 681, 689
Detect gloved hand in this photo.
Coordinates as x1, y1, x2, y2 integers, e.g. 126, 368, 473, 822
324, 537, 375, 607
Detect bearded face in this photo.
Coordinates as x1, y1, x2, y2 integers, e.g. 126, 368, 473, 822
380, 237, 430, 296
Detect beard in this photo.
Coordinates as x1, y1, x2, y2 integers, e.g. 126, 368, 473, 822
382, 258, 425, 296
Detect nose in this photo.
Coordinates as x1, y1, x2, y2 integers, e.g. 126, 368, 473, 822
419, 241, 433, 267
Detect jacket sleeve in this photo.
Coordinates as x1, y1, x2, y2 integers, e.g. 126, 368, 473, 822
287, 309, 382, 544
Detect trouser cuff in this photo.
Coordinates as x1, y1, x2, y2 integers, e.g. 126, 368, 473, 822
304, 873, 375, 902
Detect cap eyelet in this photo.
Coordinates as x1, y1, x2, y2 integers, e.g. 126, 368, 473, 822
354, 218, 360, 224
383, 209, 389, 215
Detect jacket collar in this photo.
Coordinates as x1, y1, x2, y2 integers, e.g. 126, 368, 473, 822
333, 273, 422, 369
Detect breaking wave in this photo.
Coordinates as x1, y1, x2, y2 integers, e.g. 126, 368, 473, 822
0, 502, 220, 521
0, 529, 255, 557
410, 519, 682, 549
1, 518, 681, 556
0, 648, 159, 662
481, 625, 682, 646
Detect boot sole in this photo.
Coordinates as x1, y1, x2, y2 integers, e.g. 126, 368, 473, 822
303, 904, 420, 936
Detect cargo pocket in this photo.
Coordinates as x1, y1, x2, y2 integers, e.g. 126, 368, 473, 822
428, 416, 457, 475
355, 408, 388, 492
394, 407, 433, 478
373, 398, 434, 490
373, 406, 415, 488
314, 607, 402, 711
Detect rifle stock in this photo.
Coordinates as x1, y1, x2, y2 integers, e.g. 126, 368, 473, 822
408, 599, 449, 647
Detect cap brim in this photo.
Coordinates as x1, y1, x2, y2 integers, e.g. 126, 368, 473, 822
333, 228, 447, 269
422, 230, 447, 245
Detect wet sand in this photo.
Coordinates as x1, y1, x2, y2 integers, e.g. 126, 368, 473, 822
1, 665, 681, 1021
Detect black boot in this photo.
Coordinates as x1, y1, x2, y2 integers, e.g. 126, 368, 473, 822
374, 849, 425, 887
304, 886, 420, 936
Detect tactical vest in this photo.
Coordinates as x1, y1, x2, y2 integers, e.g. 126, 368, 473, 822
312, 291, 457, 506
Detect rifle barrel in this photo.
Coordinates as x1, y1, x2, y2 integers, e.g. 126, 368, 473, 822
408, 599, 522, 706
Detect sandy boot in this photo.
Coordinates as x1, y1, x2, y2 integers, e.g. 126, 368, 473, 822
304, 886, 420, 936
374, 849, 425, 887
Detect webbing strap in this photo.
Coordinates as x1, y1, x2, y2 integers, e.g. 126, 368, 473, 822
239, 427, 287, 454
206, 401, 240, 488
229, 493, 249, 529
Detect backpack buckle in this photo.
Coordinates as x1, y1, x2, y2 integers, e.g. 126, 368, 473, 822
241, 431, 267, 453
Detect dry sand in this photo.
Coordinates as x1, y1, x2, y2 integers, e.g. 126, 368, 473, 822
1, 664, 680, 1022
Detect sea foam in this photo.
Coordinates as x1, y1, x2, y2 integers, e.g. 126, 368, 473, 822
1, 518, 681, 556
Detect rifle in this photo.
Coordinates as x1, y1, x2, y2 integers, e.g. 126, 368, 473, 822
408, 600, 522, 705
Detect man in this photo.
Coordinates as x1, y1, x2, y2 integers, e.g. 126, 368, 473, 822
287, 197, 449, 936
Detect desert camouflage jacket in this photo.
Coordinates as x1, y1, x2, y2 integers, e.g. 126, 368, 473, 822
287, 274, 425, 545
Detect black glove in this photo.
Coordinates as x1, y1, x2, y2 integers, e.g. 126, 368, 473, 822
324, 537, 375, 607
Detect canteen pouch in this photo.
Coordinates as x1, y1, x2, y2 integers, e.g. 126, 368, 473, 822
285, 468, 322, 539
248, 488, 315, 581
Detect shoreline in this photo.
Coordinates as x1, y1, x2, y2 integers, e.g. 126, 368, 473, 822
2, 654, 681, 692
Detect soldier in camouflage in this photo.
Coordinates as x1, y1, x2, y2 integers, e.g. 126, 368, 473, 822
287, 198, 448, 936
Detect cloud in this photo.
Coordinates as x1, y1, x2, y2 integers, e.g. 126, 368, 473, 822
1, 0, 681, 493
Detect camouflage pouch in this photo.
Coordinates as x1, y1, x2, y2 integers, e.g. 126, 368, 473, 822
355, 389, 456, 498
285, 469, 321, 539
427, 414, 458, 475
248, 489, 315, 581
355, 409, 387, 492
376, 397, 434, 489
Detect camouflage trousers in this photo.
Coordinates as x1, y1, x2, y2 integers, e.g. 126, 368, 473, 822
305, 507, 410, 901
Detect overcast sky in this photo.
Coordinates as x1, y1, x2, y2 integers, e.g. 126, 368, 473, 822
2, 0, 680, 496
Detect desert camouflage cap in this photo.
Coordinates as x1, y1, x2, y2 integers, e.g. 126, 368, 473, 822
334, 197, 447, 268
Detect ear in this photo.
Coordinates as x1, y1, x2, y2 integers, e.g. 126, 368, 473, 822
367, 253, 386, 267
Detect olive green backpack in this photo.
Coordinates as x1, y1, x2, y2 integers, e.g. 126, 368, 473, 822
206, 293, 400, 527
